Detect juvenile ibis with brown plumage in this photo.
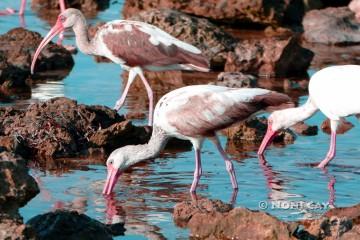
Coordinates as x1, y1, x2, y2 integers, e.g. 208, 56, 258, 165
102, 85, 292, 195
30, 8, 210, 126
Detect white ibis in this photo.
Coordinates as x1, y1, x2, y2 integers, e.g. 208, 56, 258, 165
0, 0, 65, 16
258, 65, 360, 168
102, 85, 291, 195
30, 8, 210, 126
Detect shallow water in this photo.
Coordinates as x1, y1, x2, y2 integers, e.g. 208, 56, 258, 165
2, 1, 360, 239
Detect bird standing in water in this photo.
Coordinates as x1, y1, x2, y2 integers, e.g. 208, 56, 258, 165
102, 85, 291, 195
31, 8, 209, 126
258, 65, 360, 168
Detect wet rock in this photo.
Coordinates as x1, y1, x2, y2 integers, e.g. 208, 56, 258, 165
225, 36, 314, 77
27, 210, 119, 240
215, 72, 257, 88
173, 198, 233, 228
0, 151, 39, 214
303, 7, 360, 44
173, 198, 296, 239
123, 0, 306, 27
128, 9, 237, 69
0, 28, 74, 97
222, 117, 296, 146
89, 120, 151, 152
292, 121, 318, 136
31, 0, 110, 22
124, 112, 146, 120
0, 151, 39, 240
0, 97, 149, 161
321, 118, 354, 134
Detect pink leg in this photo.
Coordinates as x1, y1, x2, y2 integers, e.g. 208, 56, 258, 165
318, 120, 338, 168
190, 148, 202, 193
211, 136, 238, 189
19, 0, 26, 15
114, 68, 137, 111
137, 69, 154, 126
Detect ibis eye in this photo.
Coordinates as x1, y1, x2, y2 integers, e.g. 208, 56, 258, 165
108, 160, 114, 165
59, 15, 66, 22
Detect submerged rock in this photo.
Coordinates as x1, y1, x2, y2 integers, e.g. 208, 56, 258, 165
303, 7, 360, 44
123, 0, 306, 27
321, 118, 354, 134
292, 122, 318, 136
222, 117, 296, 146
0, 97, 150, 161
27, 210, 122, 240
215, 72, 257, 88
225, 36, 314, 77
128, 9, 237, 69
0, 150, 39, 240
0, 28, 74, 97
173, 198, 296, 239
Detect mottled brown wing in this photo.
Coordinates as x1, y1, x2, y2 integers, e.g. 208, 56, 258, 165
165, 92, 260, 137
102, 24, 208, 68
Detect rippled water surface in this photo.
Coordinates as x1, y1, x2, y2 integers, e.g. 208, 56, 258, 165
2, 1, 360, 239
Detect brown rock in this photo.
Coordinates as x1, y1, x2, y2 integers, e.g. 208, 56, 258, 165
128, 9, 237, 69
321, 118, 354, 134
173, 198, 233, 227
89, 120, 151, 152
123, 0, 306, 27
215, 72, 257, 88
173, 198, 295, 239
0, 151, 39, 239
225, 36, 314, 77
291, 121, 318, 136
31, 0, 110, 23
27, 210, 119, 240
222, 117, 296, 145
0, 97, 150, 161
0, 28, 74, 80
303, 7, 360, 44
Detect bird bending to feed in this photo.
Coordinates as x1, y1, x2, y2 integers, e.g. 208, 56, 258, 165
30, 8, 210, 126
258, 65, 360, 168
0, 0, 65, 16
102, 85, 291, 195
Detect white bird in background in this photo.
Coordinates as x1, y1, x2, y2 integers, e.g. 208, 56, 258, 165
102, 85, 291, 195
258, 65, 360, 168
30, 8, 209, 126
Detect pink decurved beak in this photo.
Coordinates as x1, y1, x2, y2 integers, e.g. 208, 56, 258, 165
30, 18, 64, 74
103, 165, 121, 195
258, 123, 277, 155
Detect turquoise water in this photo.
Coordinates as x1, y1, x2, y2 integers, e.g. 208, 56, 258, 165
1, 1, 360, 239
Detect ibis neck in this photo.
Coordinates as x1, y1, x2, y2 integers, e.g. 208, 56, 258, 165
126, 126, 170, 168
72, 16, 96, 55
284, 98, 318, 124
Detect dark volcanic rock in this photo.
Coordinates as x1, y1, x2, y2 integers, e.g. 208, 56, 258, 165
0, 151, 39, 214
222, 117, 296, 146
303, 7, 360, 44
0, 151, 39, 240
27, 210, 120, 240
173, 198, 296, 239
123, 0, 306, 27
0, 28, 74, 79
0, 97, 150, 161
128, 9, 237, 69
225, 36, 314, 77
215, 72, 257, 88
321, 118, 354, 134
291, 121, 318, 136
32, 0, 110, 21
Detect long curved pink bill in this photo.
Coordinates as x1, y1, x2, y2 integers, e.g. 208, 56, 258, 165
30, 22, 64, 74
258, 125, 277, 155
102, 166, 121, 195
